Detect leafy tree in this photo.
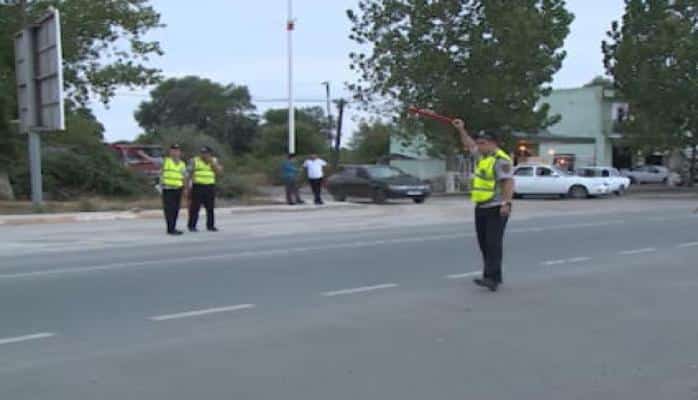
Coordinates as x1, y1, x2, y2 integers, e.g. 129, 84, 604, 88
348, 119, 392, 163
347, 0, 573, 155
1, 0, 163, 105
254, 107, 329, 156
0, 0, 163, 175
603, 0, 698, 184
583, 76, 614, 88
134, 76, 259, 154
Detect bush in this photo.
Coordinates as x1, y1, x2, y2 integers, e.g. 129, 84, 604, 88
216, 174, 261, 199
10, 146, 151, 200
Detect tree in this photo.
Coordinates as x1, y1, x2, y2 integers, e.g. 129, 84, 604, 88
0, 0, 164, 174
348, 120, 392, 163
1, 0, 163, 105
583, 76, 614, 89
603, 0, 698, 185
255, 107, 328, 156
134, 76, 259, 154
347, 0, 573, 155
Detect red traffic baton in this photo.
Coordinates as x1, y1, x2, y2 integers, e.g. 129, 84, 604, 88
407, 106, 455, 125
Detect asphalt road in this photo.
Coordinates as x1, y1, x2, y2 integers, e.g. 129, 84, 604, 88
1, 199, 697, 399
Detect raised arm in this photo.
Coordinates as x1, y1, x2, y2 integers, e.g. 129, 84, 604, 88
452, 119, 477, 154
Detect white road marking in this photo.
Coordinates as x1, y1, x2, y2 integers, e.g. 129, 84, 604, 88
542, 257, 592, 266
568, 257, 592, 263
0, 333, 55, 346
619, 248, 657, 255
677, 242, 698, 248
322, 284, 398, 297
542, 259, 568, 266
446, 271, 480, 280
149, 304, 255, 321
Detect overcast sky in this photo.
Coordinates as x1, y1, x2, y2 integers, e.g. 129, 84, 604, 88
92, 0, 626, 143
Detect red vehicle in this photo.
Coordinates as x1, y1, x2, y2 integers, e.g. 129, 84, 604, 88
109, 143, 164, 180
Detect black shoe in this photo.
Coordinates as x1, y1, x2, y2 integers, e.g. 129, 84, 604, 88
188, 227, 198, 232
207, 227, 219, 232
297, 200, 306, 204
168, 230, 183, 236
473, 278, 498, 292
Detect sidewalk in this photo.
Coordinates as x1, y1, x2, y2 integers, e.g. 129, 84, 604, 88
0, 201, 363, 226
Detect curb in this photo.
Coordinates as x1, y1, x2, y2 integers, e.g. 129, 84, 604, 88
0, 202, 365, 226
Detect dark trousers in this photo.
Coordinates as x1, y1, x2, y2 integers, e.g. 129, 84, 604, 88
162, 188, 183, 233
284, 179, 302, 204
475, 206, 509, 283
309, 178, 323, 204
188, 184, 216, 230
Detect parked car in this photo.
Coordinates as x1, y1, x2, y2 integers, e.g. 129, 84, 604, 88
326, 165, 431, 204
620, 165, 669, 184
108, 143, 163, 181
513, 164, 610, 199
575, 167, 631, 195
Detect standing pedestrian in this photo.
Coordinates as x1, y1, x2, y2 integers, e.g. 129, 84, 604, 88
452, 119, 514, 292
187, 146, 223, 232
281, 153, 304, 205
160, 144, 187, 236
303, 154, 327, 205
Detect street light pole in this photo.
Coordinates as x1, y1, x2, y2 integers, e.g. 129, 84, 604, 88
321, 81, 332, 146
287, 0, 295, 154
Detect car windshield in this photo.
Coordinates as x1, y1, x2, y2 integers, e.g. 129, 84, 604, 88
366, 166, 404, 179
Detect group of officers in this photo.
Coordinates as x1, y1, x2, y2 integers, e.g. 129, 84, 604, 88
154, 116, 513, 293
156, 144, 223, 236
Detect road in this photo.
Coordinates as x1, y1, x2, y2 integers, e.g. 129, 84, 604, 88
1, 197, 697, 399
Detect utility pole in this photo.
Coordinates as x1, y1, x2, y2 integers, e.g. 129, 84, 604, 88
321, 81, 332, 146
332, 99, 346, 170
287, 0, 295, 154
19, 0, 28, 24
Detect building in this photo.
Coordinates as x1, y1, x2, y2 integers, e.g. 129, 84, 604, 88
514, 84, 630, 170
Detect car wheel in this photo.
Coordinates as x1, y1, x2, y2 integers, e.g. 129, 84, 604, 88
332, 193, 347, 202
629, 177, 637, 185
372, 189, 387, 204
615, 185, 626, 196
662, 177, 668, 185
413, 197, 425, 204
568, 185, 589, 199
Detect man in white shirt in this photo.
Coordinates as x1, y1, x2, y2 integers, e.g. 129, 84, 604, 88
303, 154, 327, 205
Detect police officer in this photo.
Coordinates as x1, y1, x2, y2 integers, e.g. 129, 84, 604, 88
160, 144, 187, 236
453, 119, 514, 292
187, 146, 223, 232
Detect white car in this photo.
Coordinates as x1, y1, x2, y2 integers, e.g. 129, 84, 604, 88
576, 167, 631, 195
513, 164, 610, 199
620, 165, 669, 184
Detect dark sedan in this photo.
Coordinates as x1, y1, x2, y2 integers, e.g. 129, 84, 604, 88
326, 165, 431, 204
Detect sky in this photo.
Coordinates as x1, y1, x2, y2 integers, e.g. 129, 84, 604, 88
92, 0, 626, 143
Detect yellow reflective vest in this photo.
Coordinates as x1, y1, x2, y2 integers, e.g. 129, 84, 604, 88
471, 149, 512, 204
161, 157, 186, 189
192, 157, 216, 185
